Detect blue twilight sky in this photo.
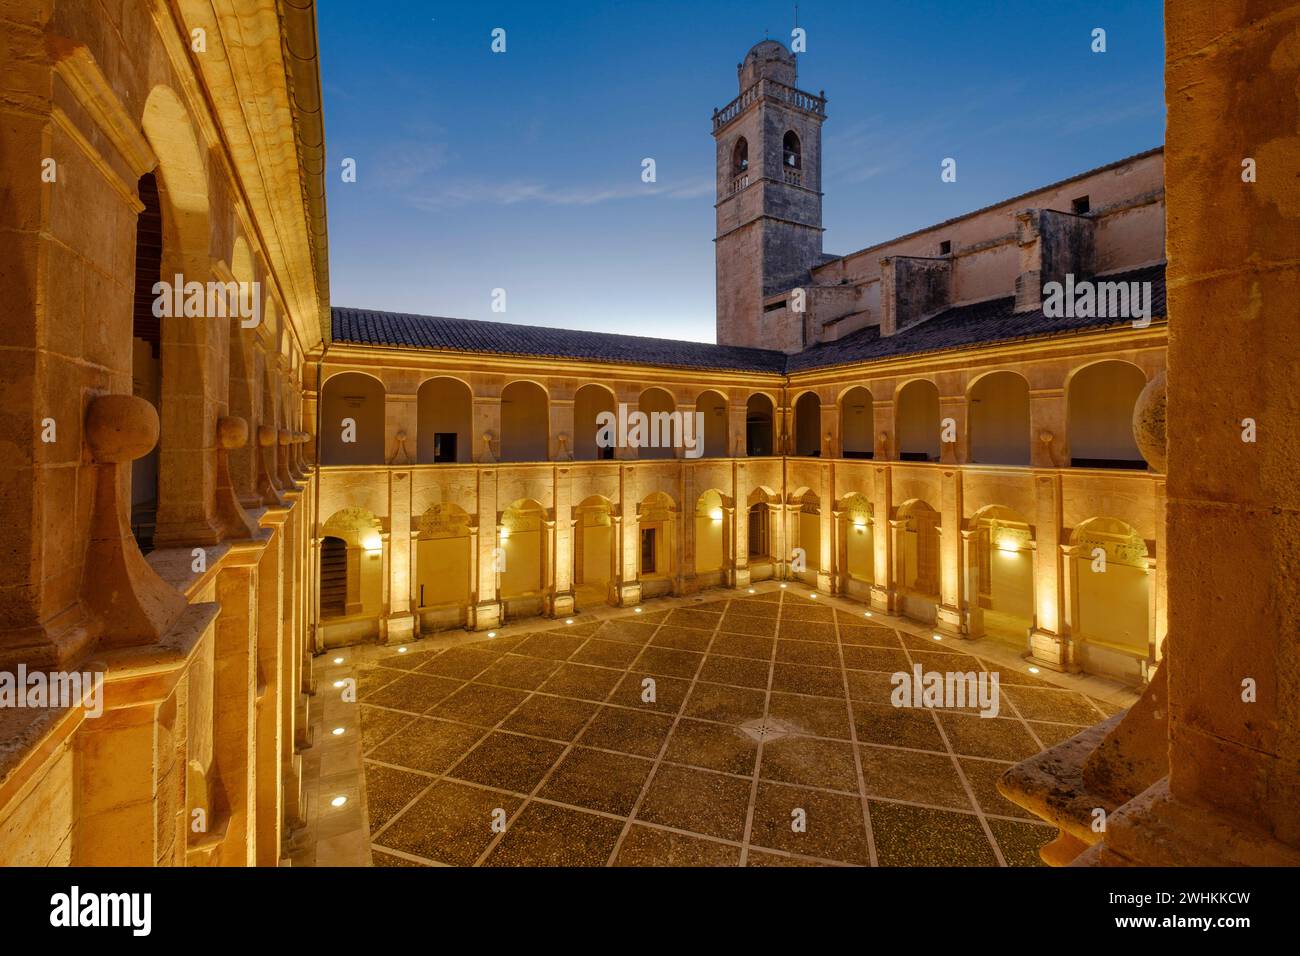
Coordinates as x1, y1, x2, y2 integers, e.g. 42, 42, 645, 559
319, 0, 1165, 343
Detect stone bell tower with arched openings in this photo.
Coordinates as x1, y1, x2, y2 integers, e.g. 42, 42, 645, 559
713, 39, 827, 351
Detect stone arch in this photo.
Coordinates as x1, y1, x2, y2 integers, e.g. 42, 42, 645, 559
783, 130, 802, 169
320, 371, 386, 465
320, 507, 384, 624
417, 376, 472, 463
967, 504, 1035, 642
574, 383, 616, 461
968, 370, 1030, 465
745, 392, 775, 456
637, 387, 677, 460
793, 390, 822, 457
696, 389, 728, 459
140, 85, 220, 547
500, 380, 549, 463
1066, 360, 1147, 468
839, 386, 874, 458
732, 136, 748, 174
896, 379, 940, 462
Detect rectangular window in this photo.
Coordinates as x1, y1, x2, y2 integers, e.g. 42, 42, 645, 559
641, 528, 657, 574
1072, 195, 1090, 215
433, 432, 458, 463
938, 240, 951, 255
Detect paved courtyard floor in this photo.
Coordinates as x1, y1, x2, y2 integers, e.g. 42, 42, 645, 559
301, 584, 1134, 867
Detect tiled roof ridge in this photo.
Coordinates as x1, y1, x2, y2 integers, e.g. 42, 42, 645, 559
332, 261, 1166, 375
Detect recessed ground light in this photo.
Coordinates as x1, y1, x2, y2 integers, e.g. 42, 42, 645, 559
330, 796, 348, 808
748, 588, 756, 594
332, 680, 345, 688
1028, 666, 1040, 674
565, 618, 574, 624
634, 607, 643, 614
780, 583, 788, 589
331, 727, 345, 736
864, 611, 872, 617
487, 631, 498, 638
932, 634, 943, 641
397, 646, 408, 654
809, 593, 817, 599
332, 656, 344, 664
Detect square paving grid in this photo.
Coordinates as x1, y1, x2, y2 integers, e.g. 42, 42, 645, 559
354, 589, 1119, 867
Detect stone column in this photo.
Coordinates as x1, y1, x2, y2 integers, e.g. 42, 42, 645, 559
1029, 387, 1066, 468
553, 467, 575, 615
873, 400, 895, 461
935, 468, 963, 636
386, 471, 414, 642
1028, 472, 1069, 669
869, 464, 894, 612
473, 469, 501, 629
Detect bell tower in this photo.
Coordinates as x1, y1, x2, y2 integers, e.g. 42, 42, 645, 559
713, 40, 826, 350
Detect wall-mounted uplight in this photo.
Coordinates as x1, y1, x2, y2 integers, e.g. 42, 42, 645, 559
709, 508, 724, 523
853, 518, 867, 534
362, 532, 382, 553
498, 527, 510, 541
996, 534, 1019, 554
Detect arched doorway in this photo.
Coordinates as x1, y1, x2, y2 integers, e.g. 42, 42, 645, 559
415, 503, 472, 632
1067, 361, 1147, 468
417, 377, 472, 463
638, 491, 677, 597
968, 505, 1034, 644
574, 495, 616, 608
968, 372, 1030, 465
318, 507, 385, 645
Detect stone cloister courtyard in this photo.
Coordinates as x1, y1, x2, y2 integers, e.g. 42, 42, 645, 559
298, 582, 1134, 867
